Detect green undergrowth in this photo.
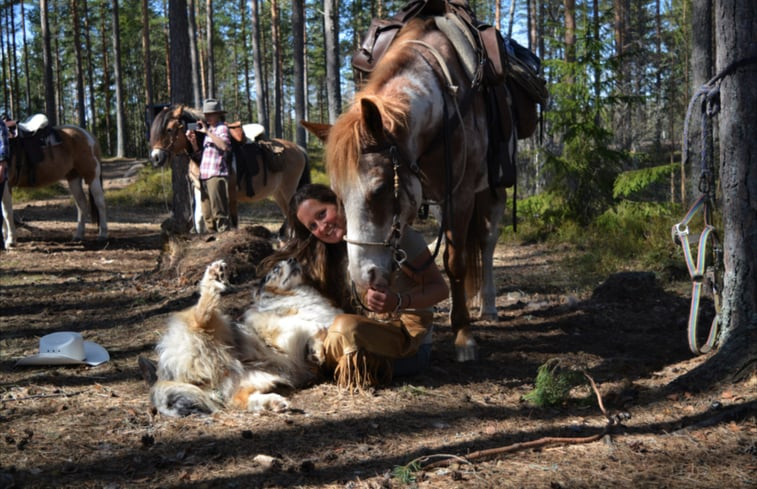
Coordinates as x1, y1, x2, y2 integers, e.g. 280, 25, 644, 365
106, 166, 174, 207
522, 359, 589, 407
504, 195, 691, 284
10, 183, 68, 202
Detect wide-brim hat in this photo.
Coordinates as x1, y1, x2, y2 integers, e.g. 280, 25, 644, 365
202, 98, 226, 114
16, 331, 110, 366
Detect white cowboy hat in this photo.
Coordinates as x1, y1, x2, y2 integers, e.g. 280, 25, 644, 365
16, 332, 110, 366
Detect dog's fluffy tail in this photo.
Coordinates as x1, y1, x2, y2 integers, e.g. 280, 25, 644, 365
150, 380, 222, 417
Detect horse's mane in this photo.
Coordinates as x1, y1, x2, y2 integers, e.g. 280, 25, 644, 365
327, 18, 434, 189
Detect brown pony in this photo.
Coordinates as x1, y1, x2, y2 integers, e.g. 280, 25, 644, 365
2, 123, 107, 246
148, 105, 308, 232
303, 17, 515, 362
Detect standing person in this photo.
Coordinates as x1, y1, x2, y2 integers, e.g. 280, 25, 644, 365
259, 183, 449, 390
187, 99, 231, 232
0, 114, 10, 250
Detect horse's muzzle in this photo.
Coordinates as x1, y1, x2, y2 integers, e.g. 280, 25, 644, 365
150, 149, 167, 167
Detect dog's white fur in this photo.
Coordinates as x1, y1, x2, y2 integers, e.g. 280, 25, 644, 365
150, 259, 342, 417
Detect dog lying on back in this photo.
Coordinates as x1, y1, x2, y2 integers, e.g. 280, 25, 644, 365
150, 258, 342, 417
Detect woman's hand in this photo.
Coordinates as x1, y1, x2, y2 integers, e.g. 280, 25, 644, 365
186, 130, 198, 150
364, 287, 400, 314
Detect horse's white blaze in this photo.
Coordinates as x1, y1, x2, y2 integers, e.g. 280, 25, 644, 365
342, 185, 393, 292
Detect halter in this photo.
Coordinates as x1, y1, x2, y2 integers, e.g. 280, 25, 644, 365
342, 144, 413, 269
342, 139, 445, 277
152, 113, 189, 156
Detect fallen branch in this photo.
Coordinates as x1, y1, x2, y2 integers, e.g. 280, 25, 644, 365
419, 370, 616, 471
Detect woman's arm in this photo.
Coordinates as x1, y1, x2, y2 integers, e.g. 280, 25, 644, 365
363, 246, 449, 314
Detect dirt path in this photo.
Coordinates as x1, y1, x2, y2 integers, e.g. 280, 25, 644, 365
1, 160, 754, 488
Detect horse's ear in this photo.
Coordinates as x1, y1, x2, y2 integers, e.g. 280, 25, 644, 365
171, 106, 183, 119
300, 120, 331, 142
359, 98, 384, 141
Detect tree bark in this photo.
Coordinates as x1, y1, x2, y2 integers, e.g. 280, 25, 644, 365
82, 0, 97, 135
324, 0, 341, 123
40, 0, 57, 125
100, 1, 112, 153
72, 0, 87, 128
250, 0, 268, 132
166, 0, 194, 234
142, 0, 154, 116
708, 0, 757, 381
205, 0, 215, 98
674, 0, 757, 388
188, 0, 202, 107
271, 0, 282, 137
111, 0, 126, 157
688, 0, 713, 207
293, 0, 305, 147
240, 0, 252, 121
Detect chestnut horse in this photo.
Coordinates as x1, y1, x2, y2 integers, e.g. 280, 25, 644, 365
2, 123, 107, 246
303, 17, 515, 361
148, 105, 308, 232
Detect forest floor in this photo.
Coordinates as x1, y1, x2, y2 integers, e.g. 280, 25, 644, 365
1, 158, 755, 489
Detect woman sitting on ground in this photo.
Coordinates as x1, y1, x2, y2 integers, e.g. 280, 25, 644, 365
259, 183, 449, 390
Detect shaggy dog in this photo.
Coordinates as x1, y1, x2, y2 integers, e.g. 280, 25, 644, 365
150, 259, 342, 417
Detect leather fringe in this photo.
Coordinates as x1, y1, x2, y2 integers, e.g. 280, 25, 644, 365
333, 350, 393, 390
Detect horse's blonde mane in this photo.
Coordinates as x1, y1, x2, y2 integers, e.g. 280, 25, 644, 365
327, 19, 434, 189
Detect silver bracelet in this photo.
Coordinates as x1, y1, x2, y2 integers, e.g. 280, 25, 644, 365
393, 291, 403, 313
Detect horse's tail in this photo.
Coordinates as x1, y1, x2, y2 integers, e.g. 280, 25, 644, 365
150, 380, 221, 417
464, 197, 485, 307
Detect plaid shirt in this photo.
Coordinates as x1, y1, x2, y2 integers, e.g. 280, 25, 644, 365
0, 122, 8, 184
0, 121, 8, 161
199, 122, 231, 179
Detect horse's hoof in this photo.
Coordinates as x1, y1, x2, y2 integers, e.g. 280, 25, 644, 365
455, 343, 479, 362
479, 311, 498, 321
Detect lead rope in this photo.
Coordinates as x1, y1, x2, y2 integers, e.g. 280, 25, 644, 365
673, 56, 757, 354
672, 72, 728, 354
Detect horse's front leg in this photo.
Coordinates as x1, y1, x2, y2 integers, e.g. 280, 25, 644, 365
444, 231, 477, 362
1, 182, 16, 247
68, 177, 88, 241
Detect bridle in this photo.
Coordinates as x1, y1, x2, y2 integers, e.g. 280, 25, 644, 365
152, 114, 188, 157
342, 143, 418, 268
342, 139, 444, 275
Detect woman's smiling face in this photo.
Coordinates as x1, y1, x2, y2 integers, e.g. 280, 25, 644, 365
295, 198, 346, 244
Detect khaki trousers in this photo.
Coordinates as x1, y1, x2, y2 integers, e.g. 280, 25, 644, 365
202, 176, 230, 232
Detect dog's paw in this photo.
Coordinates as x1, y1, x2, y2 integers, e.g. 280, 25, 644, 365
247, 392, 290, 412
307, 329, 328, 365
200, 259, 229, 294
